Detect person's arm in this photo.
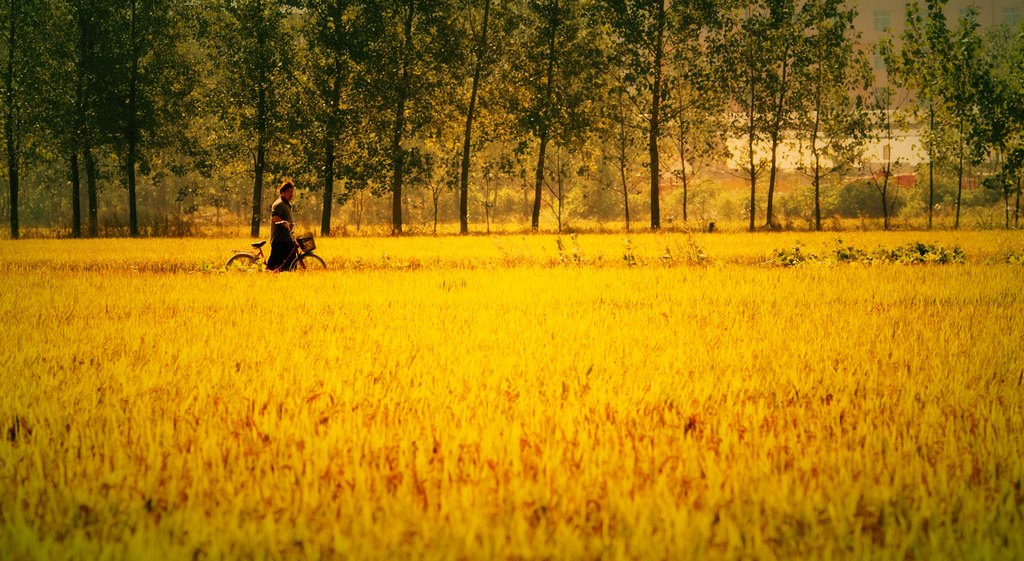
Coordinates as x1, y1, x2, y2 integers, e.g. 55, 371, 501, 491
271, 216, 292, 230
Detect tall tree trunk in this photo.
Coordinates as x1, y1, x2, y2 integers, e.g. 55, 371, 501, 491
5, 0, 19, 239
1015, 176, 1021, 228
250, 75, 266, 238
747, 129, 756, 232
322, 68, 343, 236
765, 50, 789, 230
126, 0, 139, 237
675, 81, 691, 225
70, 152, 81, 238
648, 0, 664, 231
484, 179, 492, 233
432, 189, 439, 234
679, 139, 688, 223
6, 145, 16, 240
745, 31, 756, 232
322, 137, 334, 236
927, 105, 934, 230
85, 147, 98, 237
251, 6, 269, 239
555, 146, 563, 233
73, 2, 89, 238
618, 89, 630, 232
810, 62, 822, 232
881, 180, 889, 231
813, 155, 822, 231
252, 139, 265, 238
391, 0, 415, 235
459, 0, 490, 235
765, 135, 779, 229
532, 0, 557, 232
127, 113, 138, 236
389, 92, 407, 235
955, 117, 964, 230
1000, 152, 1009, 229
619, 156, 630, 232
532, 131, 548, 231
682, 175, 690, 223
1005, 181, 1011, 230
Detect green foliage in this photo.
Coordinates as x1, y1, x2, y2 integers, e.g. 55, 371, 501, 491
766, 240, 966, 267
556, 233, 585, 266
2, 0, 1023, 236
506, 0, 604, 146
881, 242, 966, 264
622, 237, 636, 267
766, 243, 811, 267
998, 251, 1024, 265
835, 181, 905, 219
667, 233, 711, 266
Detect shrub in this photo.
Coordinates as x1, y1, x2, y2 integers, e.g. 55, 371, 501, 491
765, 240, 966, 267
835, 181, 906, 219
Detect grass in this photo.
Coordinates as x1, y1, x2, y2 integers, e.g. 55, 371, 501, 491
1, 230, 1023, 560
0, 229, 1021, 272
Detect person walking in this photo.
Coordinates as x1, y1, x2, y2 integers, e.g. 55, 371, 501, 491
267, 180, 298, 271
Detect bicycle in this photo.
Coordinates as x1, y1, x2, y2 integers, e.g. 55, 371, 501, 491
225, 228, 327, 272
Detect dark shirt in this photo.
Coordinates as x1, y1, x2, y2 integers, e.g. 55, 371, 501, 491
270, 197, 293, 245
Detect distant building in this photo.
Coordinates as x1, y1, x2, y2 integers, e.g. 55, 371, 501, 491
857, 0, 1022, 86
856, 0, 1021, 42
720, 1, 1022, 171
853, 0, 1021, 167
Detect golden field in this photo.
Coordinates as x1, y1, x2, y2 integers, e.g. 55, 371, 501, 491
1, 231, 1023, 560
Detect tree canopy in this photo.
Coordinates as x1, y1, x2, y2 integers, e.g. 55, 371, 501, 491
2, 0, 1022, 237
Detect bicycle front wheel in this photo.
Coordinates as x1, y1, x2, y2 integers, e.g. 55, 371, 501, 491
292, 253, 327, 272
225, 253, 258, 271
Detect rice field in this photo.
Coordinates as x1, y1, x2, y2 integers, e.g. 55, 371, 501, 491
1, 231, 1023, 560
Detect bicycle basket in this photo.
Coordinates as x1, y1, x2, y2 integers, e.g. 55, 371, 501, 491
296, 233, 316, 252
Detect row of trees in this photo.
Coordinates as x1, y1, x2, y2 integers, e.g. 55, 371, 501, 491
2, 0, 1022, 238
894, 1, 1024, 231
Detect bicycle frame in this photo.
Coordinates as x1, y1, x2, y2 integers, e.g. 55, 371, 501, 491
230, 242, 266, 264
229, 240, 315, 272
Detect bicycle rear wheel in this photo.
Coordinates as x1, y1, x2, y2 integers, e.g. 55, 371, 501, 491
292, 253, 326, 272
225, 253, 258, 270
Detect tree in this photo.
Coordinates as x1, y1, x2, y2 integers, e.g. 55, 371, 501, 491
4, 0, 100, 239
65, 0, 122, 237
32, 0, 83, 237
718, 0, 838, 231
794, 0, 871, 231
666, 29, 727, 226
899, 1, 987, 230
2, 0, 55, 239
112, 0, 197, 236
60, 0, 96, 238
898, 0, 947, 230
206, 0, 294, 238
456, 0, 492, 235
354, 0, 460, 234
711, 1, 773, 231
1, 0, 44, 238
945, 9, 986, 229
408, 102, 461, 233
294, 0, 361, 236
507, 0, 602, 232
863, 41, 909, 231
601, 0, 717, 230
594, 79, 642, 231
865, 89, 901, 230
602, 0, 665, 230
971, 24, 1024, 229
759, 0, 813, 230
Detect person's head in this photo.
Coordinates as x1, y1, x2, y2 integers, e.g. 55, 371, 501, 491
279, 180, 295, 201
